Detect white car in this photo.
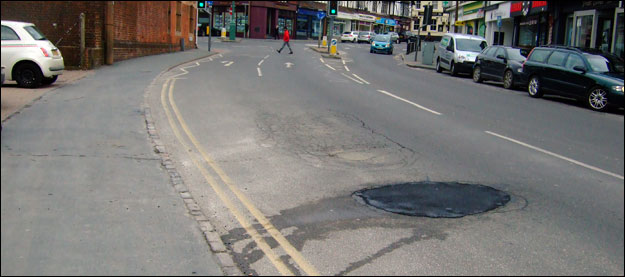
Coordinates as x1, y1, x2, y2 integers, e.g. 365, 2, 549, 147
1, 20, 64, 88
435, 33, 487, 76
340, 31, 359, 43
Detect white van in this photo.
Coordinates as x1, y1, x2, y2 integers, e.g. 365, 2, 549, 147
435, 33, 487, 76
1, 20, 64, 88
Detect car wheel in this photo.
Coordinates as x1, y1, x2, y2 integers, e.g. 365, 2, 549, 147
389, 49, 393, 55
42, 75, 58, 85
450, 62, 458, 76
370, 49, 373, 53
503, 70, 514, 89
436, 58, 442, 73
587, 86, 609, 111
528, 76, 543, 98
472, 66, 483, 83
15, 63, 43, 88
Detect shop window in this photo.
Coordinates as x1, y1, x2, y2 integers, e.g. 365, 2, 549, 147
493, 32, 504, 45
613, 12, 624, 58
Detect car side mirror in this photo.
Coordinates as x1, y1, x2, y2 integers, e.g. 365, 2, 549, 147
573, 65, 587, 73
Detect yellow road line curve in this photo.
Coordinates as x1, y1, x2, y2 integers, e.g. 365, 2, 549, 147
161, 78, 295, 276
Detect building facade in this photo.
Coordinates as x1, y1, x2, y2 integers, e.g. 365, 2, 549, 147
1, 1, 198, 69
412, 1, 451, 40
445, 1, 624, 59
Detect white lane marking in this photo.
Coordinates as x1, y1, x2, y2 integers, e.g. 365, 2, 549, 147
341, 73, 363, 84
485, 131, 624, 180
344, 65, 350, 72
324, 63, 336, 71
209, 57, 213, 61
196, 62, 200, 66
352, 74, 370, 85
376, 90, 442, 115
320, 58, 325, 64
264, 55, 269, 59
257, 67, 262, 77
224, 61, 234, 67
285, 62, 294, 68
342, 59, 346, 65
221, 61, 228, 63
258, 59, 264, 66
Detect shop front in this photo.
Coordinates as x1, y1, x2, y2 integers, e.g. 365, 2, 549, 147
211, 2, 249, 38
510, 1, 550, 49
296, 8, 324, 40
248, 1, 297, 39
555, 1, 622, 57
374, 18, 397, 33
356, 14, 376, 32
456, 1, 486, 37
485, 2, 513, 46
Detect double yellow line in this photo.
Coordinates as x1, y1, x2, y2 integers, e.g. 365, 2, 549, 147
159, 62, 320, 276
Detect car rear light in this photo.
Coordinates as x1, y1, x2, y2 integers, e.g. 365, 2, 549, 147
40, 48, 50, 57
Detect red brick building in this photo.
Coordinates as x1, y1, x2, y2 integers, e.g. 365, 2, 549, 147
1, 1, 198, 69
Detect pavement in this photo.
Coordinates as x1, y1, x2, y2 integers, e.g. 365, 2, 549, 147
402, 50, 437, 70
2, 70, 94, 122
1, 49, 231, 275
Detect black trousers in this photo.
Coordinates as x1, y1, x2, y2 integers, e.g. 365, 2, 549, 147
278, 41, 292, 53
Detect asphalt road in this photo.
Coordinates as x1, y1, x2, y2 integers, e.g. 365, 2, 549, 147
150, 37, 624, 275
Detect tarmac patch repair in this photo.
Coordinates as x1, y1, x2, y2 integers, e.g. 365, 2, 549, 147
354, 181, 510, 218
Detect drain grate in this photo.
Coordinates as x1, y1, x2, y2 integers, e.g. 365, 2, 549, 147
354, 182, 510, 218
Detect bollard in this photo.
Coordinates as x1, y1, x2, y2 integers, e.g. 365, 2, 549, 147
330, 39, 337, 55
221, 27, 226, 38
322, 35, 327, 47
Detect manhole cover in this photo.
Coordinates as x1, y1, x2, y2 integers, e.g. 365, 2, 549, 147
354, 182, 510, 218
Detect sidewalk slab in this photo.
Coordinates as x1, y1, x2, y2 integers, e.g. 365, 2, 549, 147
1, 49, 225, 275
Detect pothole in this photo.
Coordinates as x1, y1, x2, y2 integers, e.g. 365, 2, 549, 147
353, 182, 510, 218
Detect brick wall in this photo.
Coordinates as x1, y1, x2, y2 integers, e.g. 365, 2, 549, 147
1, 1, 197, 69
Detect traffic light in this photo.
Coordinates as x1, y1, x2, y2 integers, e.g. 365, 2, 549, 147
423, 5, 433, 25
329, 1, 338, 16
197, 1, 205, 9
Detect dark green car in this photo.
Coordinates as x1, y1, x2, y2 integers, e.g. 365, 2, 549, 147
521, 46, 624, 112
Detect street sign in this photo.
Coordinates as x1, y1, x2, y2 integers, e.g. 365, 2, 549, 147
497, 16, 502, 28
331, 39, 337, 46
206, 1, 212, 6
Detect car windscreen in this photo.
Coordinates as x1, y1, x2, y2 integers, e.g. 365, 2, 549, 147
506, 48, 528, 61
456, 39, 487, 52
373, 35, 390, 42
24, 26, 47, 40
585, 54, 624, 73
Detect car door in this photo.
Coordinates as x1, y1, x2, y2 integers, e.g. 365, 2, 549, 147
492, 47, 509, 81
441, 37, 455, 69
542, 50, 569, 93
561, 53, 595, 99
437, 36, 450, 68
478, 47, 496, 78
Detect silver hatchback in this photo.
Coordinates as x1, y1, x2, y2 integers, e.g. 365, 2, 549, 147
358, 31, 376, 43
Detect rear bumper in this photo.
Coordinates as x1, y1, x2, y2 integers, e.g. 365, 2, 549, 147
40, 57, 64, 77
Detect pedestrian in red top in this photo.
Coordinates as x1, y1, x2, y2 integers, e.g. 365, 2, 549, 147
277, 28, 293, 54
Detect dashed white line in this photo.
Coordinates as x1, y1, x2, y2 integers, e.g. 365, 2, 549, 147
324, 63, 336, 71
224, 61, 234, 67
344, 65, 350, 72
485, 131, 624, 180
320, 58, 325, 64
258, 59, 264, 66
342, 59, 346, 65
264, 55, 269, 59
376, 90, 441, 115
257, 67, 262, 77
352, 74, 370, 84
341, 73, 363, 84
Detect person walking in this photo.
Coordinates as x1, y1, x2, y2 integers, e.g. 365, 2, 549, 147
274, 25, 279, 40
276, 28, 293, 54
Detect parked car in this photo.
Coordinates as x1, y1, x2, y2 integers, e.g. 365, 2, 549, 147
370, 34, 394, 55
472, 46, 528, 89
435, 33, 487, 76
521, 45, 624, 111
1, 20, 64, 88
385, 32, 400, 44
399, 31, 417, 43
341, 31, 359, 43
358, 31, 376, 43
